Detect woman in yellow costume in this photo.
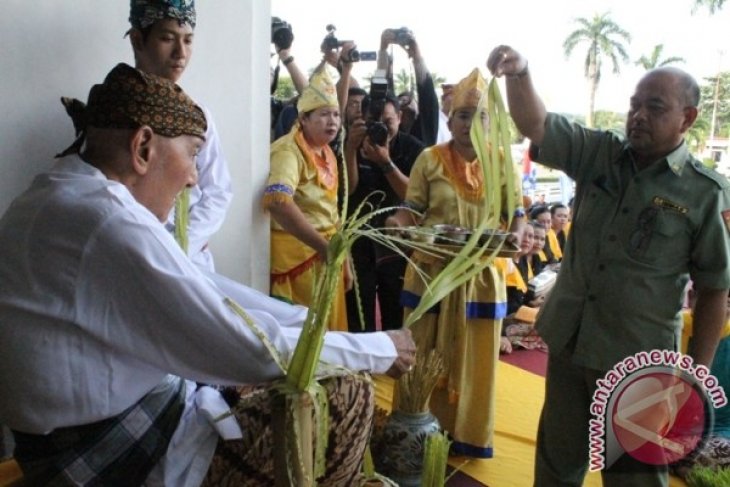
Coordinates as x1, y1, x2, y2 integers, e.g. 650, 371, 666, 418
386, 68, 524, 457
263, 67, 349, 331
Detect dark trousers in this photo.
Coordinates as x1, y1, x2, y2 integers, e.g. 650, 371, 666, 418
346, 237, 406, 332
535, 351, 668, 487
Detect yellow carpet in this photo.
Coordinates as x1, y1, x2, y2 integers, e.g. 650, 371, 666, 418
374, 362, 688, 487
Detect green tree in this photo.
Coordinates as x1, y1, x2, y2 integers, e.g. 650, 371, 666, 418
394, 68, 413, 95
273, 75, 297, 101
635, 44, 685, 70
693, 0, 726, 14
593, 110, 627, 132
698, 71, 730, 139
393, 69, 447, 97
563, 12, 631, 128
431, 72, 447, 88
686, 117, 710, 155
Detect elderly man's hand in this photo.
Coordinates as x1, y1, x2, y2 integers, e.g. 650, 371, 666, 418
486, 45, 528, 78
384, 329, 416, 379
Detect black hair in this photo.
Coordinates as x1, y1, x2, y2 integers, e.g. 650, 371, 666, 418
550, 203, 567, 215
348, 87, 367, 97
384, 93, 400, 112
138, 25, 154, 42
529, 205, 550, 220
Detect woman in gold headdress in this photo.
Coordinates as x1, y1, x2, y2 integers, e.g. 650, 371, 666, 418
263, 67, 349, 331
386, 68, 525, 457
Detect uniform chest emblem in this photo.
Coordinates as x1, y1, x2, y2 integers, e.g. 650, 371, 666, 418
652, 196, 688, 215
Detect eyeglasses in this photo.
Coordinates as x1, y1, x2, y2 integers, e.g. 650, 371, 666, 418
629, 207, 659, 255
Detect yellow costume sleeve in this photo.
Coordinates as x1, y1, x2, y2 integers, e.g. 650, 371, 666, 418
263, 136, 301, 208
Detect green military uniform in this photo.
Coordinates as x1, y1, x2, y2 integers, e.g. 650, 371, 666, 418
532, 113, 730, 487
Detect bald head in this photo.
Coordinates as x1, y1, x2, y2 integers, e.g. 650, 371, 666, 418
627, 67, 700, 166
642, 67, 700, 108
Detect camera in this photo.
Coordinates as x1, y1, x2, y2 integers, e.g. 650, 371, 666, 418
392, 27, 411, 46
321, 24, 360, 62
359, 51, 377, 62
361, 70, 390, 146
271, 17, 293, 51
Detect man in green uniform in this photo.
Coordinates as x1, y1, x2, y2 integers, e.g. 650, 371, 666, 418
487, 45, 730, 486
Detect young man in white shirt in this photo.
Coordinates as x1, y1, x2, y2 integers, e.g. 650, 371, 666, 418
128, 0, 232, 271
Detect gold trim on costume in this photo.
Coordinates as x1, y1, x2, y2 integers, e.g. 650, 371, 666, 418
435, 142, 484, 203
293, 127, 338, 199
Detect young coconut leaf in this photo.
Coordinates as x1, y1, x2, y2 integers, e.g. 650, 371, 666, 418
421, 431, 452, 487
174, 187, 190, 252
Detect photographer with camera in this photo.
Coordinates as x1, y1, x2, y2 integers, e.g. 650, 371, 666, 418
273, 24, 360, 144
377, 28, 440, 147
271, 17, 307, 95
343, 68, 425, 333
318, 25, 361, 122
270, 17, 308, 141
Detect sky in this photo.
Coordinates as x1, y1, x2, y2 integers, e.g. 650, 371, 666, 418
270, 0, 729, 116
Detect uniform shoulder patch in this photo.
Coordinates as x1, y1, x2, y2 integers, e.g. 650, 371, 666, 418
723, 209, 730, 233
690, 159, 730, 189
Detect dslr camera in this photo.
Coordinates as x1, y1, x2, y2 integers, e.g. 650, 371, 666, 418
361, 70, 390, 147
271, 17, 293, 51
321, 24, 360, 63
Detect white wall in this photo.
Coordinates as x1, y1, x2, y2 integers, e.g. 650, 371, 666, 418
0, 0, 271, 290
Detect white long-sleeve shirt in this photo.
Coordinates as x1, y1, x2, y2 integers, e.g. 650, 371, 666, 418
0, 156, 396, 483
167, 106, 233, 270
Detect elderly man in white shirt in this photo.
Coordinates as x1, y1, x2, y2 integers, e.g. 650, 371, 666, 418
0, 63, 415, 486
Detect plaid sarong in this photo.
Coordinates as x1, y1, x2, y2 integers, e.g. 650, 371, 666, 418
12, 375, 185, 486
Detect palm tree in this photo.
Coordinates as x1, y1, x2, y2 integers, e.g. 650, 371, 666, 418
394, 68, 413, 95
431, 72, 447, 89
686, 117, 710, 155
693, 0, 726, 14
635, 44, 685, 70
563, 12, 631, 127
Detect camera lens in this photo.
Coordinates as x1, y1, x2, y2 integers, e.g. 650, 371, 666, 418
367, 121, 388, 146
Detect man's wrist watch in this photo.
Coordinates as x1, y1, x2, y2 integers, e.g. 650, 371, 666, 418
380, 161, 396, 174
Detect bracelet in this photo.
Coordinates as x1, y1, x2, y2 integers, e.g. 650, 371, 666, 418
282, 55, 294, 66
507, 62, 529, 80
380, 162, 396, 174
